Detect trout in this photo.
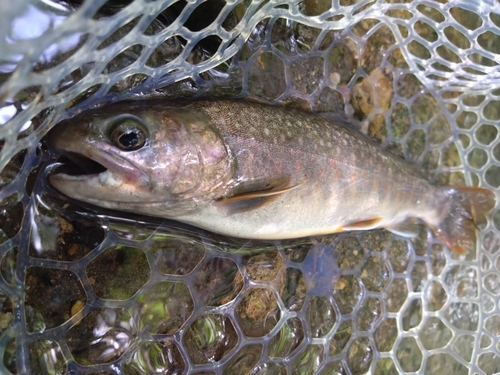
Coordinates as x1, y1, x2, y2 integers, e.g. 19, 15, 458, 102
49, 100, 495, 253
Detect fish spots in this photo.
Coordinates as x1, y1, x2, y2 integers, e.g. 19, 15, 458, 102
350, 173, 356, 185
264, 128, 270, 136
295, 162, 304, 173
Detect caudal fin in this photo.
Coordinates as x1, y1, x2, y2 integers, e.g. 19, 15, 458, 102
429, 186, 496, 254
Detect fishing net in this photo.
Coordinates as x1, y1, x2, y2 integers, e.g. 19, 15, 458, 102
0, 0, 499, 373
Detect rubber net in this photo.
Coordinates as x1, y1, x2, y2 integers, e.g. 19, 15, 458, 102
0, 0, 499, 374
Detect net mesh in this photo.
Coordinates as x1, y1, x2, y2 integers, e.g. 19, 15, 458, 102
0, 0, 499, 374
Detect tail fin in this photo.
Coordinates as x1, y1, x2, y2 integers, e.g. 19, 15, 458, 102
429, 187, 496, 254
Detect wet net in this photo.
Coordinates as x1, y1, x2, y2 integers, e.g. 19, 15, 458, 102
0, 0, 499, 374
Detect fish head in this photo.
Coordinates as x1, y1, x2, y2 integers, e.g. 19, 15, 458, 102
49, 102, 231, 212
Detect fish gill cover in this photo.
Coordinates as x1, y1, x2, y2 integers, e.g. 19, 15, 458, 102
0, 0, 499, 374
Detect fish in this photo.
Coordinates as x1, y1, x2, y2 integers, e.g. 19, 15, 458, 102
49, 100, 496, 253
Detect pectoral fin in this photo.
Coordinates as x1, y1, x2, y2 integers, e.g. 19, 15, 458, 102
216, 178, 303, 214
219, 183, 303, 203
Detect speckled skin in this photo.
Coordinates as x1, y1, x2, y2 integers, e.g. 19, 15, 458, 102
50, 100, 494, 251
187, 101, 444, 238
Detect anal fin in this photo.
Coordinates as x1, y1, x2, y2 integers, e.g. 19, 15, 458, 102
342, 217, 383, 231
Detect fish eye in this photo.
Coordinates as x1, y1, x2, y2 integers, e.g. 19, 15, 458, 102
109, 116, 148, 151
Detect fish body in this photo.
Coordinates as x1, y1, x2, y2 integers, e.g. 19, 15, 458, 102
50, 100, 495, 253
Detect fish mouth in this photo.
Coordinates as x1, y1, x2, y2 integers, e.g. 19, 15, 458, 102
49, 140, 150, 203
52, 146, 144, 184
56, 152, 108, 178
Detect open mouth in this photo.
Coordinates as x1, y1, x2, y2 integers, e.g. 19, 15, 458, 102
49, 131, 150, 192
51, 151, 126, 189
55, 152, 108, 178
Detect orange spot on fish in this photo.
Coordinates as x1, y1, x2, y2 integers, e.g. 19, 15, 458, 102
350, 174, 356, 184
372, 180, 378, 191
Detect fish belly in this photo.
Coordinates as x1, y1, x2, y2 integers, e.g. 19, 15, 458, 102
174, 177, 426, 240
